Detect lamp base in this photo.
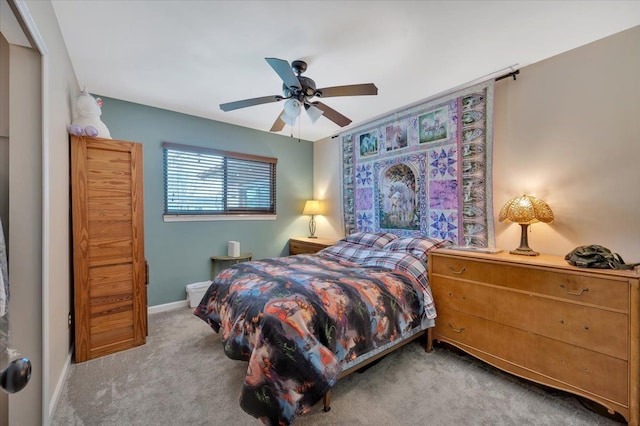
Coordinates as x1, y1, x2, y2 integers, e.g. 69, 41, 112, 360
510, 223, 540, 256
509, 248, 539, 256
308, 215, 317, 239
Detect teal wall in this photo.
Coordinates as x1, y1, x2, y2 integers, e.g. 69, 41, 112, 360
99, 97, 314, 306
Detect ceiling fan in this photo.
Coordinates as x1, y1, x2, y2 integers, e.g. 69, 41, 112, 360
219, 58, 378, 132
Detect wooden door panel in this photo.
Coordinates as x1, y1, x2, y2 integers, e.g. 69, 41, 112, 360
89, 237, 133, 265
89, 264, 132, 287
88, 197, 132, 215
88, 210, 132, 221
85, 185, 132, 198
88, 221, 132, 238
88, 235, 133, 249
90, 326, 134, 349
72, 136, 146, 362
87, 148, 131, 168
89, 295, 133, 316
87, 181, 131, 196
90, 280, 132, 299
90, 310, 134, 333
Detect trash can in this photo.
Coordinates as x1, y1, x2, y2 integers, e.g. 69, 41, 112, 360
186, 281, 212, 308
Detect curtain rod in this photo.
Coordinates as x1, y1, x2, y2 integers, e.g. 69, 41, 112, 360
495, 69, 520, 81
331, 64, 520, 139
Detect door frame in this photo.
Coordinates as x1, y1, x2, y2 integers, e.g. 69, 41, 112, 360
2, 1, 48, 425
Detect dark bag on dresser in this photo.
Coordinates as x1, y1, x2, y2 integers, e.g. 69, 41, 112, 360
565, 245, 639, 270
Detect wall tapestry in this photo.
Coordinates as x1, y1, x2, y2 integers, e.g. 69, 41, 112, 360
341, 80, 495, 247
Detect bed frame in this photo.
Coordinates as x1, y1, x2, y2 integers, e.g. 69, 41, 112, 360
322, 327, 433, 411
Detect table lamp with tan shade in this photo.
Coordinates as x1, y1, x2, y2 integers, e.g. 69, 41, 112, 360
499, 194, 554, 256
302, 200, 324, 239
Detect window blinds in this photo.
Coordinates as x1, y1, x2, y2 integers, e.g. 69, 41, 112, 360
163, 142, 277, 215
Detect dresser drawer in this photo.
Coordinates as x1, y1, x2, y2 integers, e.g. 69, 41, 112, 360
431, 277, 628, 359
434, 306, 629, 405
431, 254, 628, 311
290, 240, 315, 254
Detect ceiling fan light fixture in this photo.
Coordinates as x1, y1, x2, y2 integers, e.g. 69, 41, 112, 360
306, 104, 324, 124
284, 98, 302, 118
281, 111, 298, 126
222, 58, 378, 132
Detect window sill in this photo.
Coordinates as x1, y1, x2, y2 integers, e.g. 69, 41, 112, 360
163, 214, 277, 223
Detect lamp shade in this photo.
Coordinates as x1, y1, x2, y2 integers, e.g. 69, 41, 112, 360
305, 104, 324, 124
284, 99, 302, 118
499, 194, 554, 225
302, 200, 323, 216
281, 112, 297, 126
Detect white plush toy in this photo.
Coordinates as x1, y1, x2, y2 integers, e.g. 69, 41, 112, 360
67, 89, 111, 138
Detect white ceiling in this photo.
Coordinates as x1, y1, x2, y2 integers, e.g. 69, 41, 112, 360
50, 1, 640, 142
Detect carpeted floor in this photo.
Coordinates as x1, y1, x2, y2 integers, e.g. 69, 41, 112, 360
51, 307, 624, 425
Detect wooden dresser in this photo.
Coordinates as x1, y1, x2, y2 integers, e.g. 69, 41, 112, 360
428, 248, 639, 424
289, 237, 336, 255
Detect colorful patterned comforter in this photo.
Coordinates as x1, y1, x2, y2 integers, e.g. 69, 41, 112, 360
194, 247, 434, 425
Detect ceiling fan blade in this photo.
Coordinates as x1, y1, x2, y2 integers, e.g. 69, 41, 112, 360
270, 110, 286, 132
310, 101, 352, 127
315, 83, 378, 98
265, 57, 302, 90
220, 95, 282, 112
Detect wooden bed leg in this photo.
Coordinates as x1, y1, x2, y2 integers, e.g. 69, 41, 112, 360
425, 328, 433, 353
323, 390, 331, 412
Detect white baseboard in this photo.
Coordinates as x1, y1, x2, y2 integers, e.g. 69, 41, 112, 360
148, 299, 189, 314
48, 344, 73, 420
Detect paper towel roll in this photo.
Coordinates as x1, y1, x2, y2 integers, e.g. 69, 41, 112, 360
228, 241, 240, 257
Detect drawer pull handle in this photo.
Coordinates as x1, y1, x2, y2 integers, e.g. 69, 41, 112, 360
448, 323, 465, 333
560, 284, 589, 296
448, 266, 466, 275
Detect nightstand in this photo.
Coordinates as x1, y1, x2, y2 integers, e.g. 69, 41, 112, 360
428, 248, 640, 424
289, 237, 336, 255
211, 253, 252, 279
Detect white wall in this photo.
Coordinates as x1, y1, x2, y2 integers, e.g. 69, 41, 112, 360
25, 2, 78, 421
315, 25, 640, 262
313, 136, 344, 238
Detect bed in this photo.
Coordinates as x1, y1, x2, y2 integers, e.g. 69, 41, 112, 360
194, 232, 449, 425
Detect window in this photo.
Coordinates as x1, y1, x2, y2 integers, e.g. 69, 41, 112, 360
163, 142, 277, 219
